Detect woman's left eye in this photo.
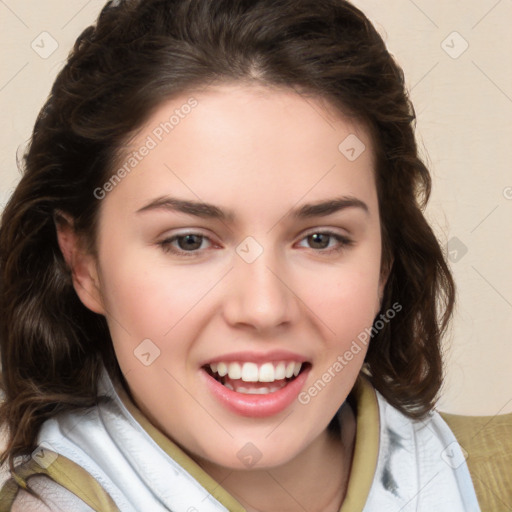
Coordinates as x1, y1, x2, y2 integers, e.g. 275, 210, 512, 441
296, 231, 354, 254
158, 230, 353, 257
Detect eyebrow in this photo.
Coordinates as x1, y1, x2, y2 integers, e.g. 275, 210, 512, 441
136, 195, 369, 221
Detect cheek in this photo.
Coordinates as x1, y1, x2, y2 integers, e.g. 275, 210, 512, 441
297, 249, 382, 349
97, 240, 214, 335
315, 273, 378, 333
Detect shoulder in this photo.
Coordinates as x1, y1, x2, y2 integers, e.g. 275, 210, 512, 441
440, 410, 512, 511
0, 451, 119, 512
2, 475, 95, 512
363, 386, 482, 511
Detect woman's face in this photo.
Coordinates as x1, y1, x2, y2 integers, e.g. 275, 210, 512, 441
74, 83, 386, 469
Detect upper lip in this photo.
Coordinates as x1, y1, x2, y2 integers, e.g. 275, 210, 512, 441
200, 350, 310, 367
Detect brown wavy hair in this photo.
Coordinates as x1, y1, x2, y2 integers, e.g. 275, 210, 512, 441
0, 0, 455, 469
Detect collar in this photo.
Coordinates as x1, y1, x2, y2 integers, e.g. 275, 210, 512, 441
114, 372, 380, 511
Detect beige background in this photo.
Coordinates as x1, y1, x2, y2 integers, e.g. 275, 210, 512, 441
0, 0, 511, 416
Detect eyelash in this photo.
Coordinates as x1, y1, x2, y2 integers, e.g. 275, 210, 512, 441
158, 230, 354, 257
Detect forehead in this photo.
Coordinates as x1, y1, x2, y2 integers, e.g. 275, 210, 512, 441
130, 82, 373, 162
104, 83, 377, 221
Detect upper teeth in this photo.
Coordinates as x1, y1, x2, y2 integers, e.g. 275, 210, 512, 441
209, 361, 302, 382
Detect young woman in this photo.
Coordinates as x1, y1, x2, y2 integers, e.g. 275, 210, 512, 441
0, 0, 481, 510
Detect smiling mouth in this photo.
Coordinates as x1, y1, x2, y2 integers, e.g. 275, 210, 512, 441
203, 361, 310, 394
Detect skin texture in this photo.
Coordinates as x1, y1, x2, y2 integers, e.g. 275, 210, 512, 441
56, 84, 388, 511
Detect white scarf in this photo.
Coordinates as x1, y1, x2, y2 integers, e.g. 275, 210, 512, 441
36, 369, 481, 511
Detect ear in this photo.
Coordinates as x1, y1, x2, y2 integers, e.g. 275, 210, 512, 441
54, 210, 105, 315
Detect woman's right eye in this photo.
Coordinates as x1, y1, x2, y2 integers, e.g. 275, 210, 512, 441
158, 233, 213, 257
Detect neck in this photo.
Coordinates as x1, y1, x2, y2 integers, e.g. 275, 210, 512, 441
199, 403, 356, 512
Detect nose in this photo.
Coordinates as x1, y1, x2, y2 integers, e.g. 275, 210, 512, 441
222, 242, 300, 333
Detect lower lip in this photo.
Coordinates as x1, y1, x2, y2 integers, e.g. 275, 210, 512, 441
202, 366, 311, 418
